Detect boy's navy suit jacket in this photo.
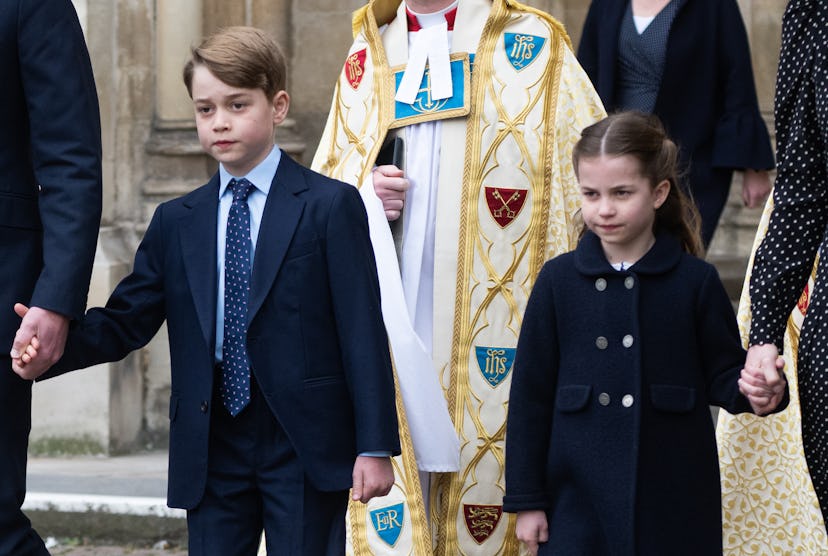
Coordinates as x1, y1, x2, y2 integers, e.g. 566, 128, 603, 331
43, 152, 401, 509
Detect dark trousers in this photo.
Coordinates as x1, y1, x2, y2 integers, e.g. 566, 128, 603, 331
0, 358, 48, 556
187, 377, 347, 556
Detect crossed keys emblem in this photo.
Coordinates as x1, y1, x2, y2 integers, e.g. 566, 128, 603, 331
484, 186, 528, 228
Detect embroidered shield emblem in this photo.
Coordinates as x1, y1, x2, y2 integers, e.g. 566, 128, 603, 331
484, 187, 528, 228
370, 502, 404, 547
344, 49, 367, 90
475, 346, 515, 388
798, 282, 810, 316
463, 504, 503, 544
504, 33, 546, 71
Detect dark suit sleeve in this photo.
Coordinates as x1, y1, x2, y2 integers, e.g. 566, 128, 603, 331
503, 262, 559, 513
710, 0, 774, 171
21, 0, 103, 319
41, 206, 168, 380
324, 184, 400, 455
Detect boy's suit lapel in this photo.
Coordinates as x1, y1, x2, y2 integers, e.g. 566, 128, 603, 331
180, 176, 219, 350
247, 153, 307, 325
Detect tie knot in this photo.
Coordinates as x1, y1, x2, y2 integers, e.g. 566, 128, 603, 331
229, 178, 255, 202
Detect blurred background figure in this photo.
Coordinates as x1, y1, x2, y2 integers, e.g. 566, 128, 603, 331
577, 0, 774, 247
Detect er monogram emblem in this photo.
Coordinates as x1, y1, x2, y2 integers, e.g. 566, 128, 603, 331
370, 502, 405, 547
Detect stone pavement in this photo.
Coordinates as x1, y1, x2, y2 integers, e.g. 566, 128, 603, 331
49, 544, 186, 555
25, 452, 187, 554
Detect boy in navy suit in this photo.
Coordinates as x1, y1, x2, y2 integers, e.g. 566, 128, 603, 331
13, 26, 399, 555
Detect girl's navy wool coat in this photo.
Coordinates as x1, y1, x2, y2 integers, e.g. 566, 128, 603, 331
504, 231, 787, 555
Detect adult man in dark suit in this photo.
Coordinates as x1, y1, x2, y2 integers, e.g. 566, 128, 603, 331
1, 0, 102, 554
14, 26, 398, 555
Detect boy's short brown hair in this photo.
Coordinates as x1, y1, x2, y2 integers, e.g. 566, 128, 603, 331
183, 26, 286, 99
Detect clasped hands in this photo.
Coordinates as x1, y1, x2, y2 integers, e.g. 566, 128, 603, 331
9, 303, 67, 381
738, 343, 787, 416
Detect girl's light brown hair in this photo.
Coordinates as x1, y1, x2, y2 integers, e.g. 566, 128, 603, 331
572, 111, 704, 257
182, 26, 286, 100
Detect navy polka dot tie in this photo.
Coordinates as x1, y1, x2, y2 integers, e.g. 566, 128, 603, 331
220, 178, 255, 416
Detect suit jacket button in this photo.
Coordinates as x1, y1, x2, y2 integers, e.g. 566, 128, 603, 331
622, 394, 634, 408
598, 392, 610, 406
200, 401, 209, 413
595, 336, 608, 349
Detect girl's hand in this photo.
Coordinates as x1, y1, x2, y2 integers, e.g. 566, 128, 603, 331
515, 510, 548, 556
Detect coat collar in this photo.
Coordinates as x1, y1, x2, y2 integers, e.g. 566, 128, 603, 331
574, 230, 683, 276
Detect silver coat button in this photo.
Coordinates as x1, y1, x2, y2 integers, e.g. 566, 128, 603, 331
598, 392, 611, 406
596, 336, 608, 349
622, 335, 634, 348
622, 394, 634, 408
595, 278, 607, 291
624, 276, 635, 289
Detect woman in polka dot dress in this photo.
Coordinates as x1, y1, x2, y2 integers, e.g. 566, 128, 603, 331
746, 0, 828, 533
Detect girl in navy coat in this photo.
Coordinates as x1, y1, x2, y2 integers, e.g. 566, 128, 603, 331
503, 112, 787, 555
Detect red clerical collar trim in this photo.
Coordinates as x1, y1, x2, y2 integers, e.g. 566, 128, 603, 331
406, 6, 457, 32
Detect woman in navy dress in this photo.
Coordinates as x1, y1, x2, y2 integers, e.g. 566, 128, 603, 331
577, 0, 775, 247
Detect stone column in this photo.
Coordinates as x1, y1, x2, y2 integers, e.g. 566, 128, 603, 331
156, 0, 203, 129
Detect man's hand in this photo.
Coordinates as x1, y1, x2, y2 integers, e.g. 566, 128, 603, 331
515, 510, 549, 556
10, 303, 69, 380
351, 455, 395, 503
742, 169, 771, 209
373, 165, 409, 221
